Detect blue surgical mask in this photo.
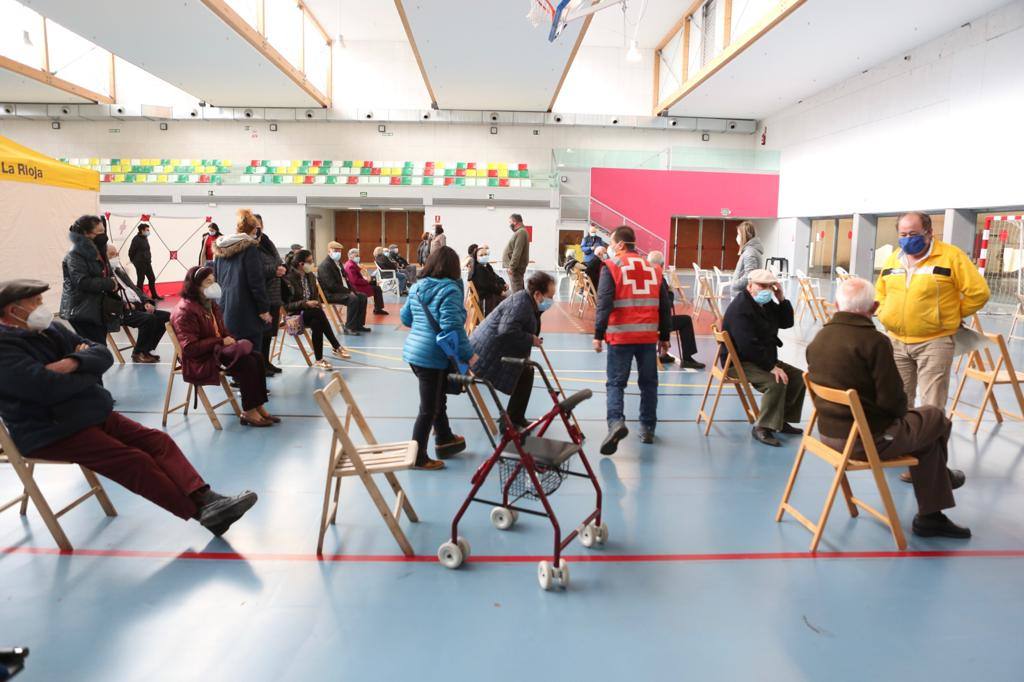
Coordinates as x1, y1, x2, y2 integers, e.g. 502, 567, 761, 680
537, 297, 553, 312
899, 234, 928, 256
329, 252, 342, 261
753, 289, 774, 305
477, 254, 490, 264
351, 255, 360, 264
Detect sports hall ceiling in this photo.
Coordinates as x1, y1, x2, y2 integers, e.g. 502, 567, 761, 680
20, 0, 325, 107
665, 0, 1012, 119
0, 68, 93, 104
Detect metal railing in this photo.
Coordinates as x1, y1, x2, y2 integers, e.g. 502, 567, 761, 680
588, 197, 668, 256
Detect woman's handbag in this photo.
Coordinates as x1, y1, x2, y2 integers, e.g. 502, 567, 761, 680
100, 292, 124, 324
284, 313, 305, 337
215, 338, 254, 370
416, 290, 467, 395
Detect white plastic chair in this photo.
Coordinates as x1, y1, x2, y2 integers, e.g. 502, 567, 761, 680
713, 266, 733, 297
376, 268, 401, 302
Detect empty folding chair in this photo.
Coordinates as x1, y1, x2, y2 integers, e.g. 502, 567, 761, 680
162, 322, 242, 430
1, 420, 117, 551
1009, 294, 1024, 342
949, 333, 1024, 434
312, 372, 419, 556
712, 266, 733, 297
776, 376, 918, 551
696, 326, 760, 435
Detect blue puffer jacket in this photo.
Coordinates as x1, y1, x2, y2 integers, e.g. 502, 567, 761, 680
401, 277, 472, 370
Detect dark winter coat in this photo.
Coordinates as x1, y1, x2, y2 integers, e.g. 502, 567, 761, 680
212, 235, 271, 342
719, 289, 794, 371
0, 321, 114, 454
469, 289, 539, 394
317, 256, 352, 304
257, 232, 284, 308
400, 277, 472, 370
581, 233, 605, 263
170, 298, 232, 386
60, 231, 117, 326
283, 268, 319, 312
128, 232, 152, 266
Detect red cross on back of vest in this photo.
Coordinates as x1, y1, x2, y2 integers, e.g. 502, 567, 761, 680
604, 252, 662, 345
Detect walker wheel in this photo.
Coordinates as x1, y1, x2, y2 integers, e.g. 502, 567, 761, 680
456, 536, 471, 560
537, 560, 554, 590
438, 541, 465, 569
557, 559, 570, 588
595, 522, 609, 545
490, 507, 518, 531
579, 524, 596, 548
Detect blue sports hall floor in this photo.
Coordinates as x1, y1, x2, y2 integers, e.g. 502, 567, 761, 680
3, 283, 1024, 681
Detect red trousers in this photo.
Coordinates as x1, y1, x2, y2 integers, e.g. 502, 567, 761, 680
29, 412, 206, 520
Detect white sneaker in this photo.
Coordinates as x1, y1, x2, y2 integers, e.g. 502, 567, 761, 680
313, 359, 334, 370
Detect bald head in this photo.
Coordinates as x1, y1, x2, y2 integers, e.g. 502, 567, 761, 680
835, 277, 878, 317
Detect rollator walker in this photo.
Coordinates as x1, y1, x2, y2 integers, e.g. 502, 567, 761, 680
437, 357, 606, 590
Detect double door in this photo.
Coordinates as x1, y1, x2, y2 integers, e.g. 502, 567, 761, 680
670, 217, 744, 270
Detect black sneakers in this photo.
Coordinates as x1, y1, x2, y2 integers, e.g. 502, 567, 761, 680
601, 421, 629, 455
199, 491, 258, 536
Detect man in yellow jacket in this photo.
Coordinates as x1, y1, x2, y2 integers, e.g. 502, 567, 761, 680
875, 212, 990, 411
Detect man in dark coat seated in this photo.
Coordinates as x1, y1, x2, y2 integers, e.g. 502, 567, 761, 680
106, 243, 169, 363
317, 241, 368, 334
807, 277, 969, 539
0, 279, 257, 536
646, 250, 705, 370
469, 271, 556, 427
720, 268, 805, 447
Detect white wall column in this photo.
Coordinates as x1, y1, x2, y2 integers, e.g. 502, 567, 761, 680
943, 208, 977, 255
790, 217, 811, 275
850, 213, 878, 280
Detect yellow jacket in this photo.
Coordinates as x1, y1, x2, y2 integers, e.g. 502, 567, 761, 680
874, 239, 989, 344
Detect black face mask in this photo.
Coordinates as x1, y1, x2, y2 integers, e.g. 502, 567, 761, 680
93, 233, 109, 251
509, 224, 516, 231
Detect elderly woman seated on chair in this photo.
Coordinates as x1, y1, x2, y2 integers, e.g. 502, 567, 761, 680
468, 243, 507, 317
285, 249, 350, 370
0, 278, 257, 534
806, 277, 969, 539
170, 266, 279, 428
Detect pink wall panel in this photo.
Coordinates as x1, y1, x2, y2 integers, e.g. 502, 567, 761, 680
590, 168, 780, 242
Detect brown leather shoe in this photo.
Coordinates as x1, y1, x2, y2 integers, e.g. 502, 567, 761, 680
131, 352, 158, 364
414, 458, 445, 471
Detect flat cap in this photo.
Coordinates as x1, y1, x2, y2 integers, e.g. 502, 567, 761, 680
747, 269, 778, 285
328, 241, 344, 250
0, 279, 49, 310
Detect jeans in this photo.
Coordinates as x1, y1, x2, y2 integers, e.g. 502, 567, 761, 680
410, 364, 455, 462
605, 343, 658, 430
396, 271, 408, 295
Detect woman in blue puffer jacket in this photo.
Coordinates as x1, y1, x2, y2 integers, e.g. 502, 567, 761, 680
401, 246, 475, 470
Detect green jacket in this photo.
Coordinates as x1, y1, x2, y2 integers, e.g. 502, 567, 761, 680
502, 226, 529, 272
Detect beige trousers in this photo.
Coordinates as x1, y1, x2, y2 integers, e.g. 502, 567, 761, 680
890, 335, 955, 410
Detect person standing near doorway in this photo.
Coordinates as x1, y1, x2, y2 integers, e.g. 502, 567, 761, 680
129, 222, 162, 301
502, 213, 530, 293
593, 226, 672, 454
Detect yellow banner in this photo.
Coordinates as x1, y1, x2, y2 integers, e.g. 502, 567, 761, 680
0, 134, 99, 192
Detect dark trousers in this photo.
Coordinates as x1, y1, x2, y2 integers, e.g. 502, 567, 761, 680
671, 315, 698, 358
331, 292, 367, 330
71, 319, 108, 344
370, 284, 385, 312
225, 351, 268, 411
29, 412, 206, 520
738, 360, 806, 431
301, 307, 340, 360
134, 261, 158, 299
123, 308, 169, 354
260, 308, 281, 365
508, 269, 526, 293
410, 364, 455, 462
606, 343, 658, 429
506, 365, 534, 423
821, 406, 955, 515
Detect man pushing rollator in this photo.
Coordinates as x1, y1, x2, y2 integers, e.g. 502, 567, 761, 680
592, 226, 672, 455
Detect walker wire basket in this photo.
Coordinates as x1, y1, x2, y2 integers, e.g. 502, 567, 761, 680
498, 453, 570, 500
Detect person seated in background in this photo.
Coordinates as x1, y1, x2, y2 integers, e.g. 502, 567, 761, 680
388, 243, 417, 285
470, 272, 555, 427
806, 277, 969, 538
720, 268, 805, 447
581, 225, 606, 264
106, 244, 169, 364
318, 241, 369, 335
585, 245, 607, 291
647, 250, 705, 370
285, 250, 350, 369
563, 247, 581, 275
171, 267, 278, 428
373, 246, 408, 295
344, 248, 388, 315
0, 279, 258, 534
467, 243, 507, 317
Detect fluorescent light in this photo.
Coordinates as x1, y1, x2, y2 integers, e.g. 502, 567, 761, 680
626, 39, 641, 63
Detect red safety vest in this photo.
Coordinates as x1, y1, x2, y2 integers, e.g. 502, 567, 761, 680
604, 252, 662, 345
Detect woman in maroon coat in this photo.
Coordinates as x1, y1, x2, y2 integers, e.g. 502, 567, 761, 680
170, 266, 278, 428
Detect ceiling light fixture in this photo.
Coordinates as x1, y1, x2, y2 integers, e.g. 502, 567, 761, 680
626, 39, 641, 63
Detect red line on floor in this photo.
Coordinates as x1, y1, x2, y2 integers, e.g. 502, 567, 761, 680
4, 546, 1023, 564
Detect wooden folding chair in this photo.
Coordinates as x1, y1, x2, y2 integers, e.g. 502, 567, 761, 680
1, 421, 117, 551
953, 314, 996, 375
106, 325, 138, 365
693, 272, 723, 321
578, 274, 598, 318
464, 281, 485, 335
312, 372, 419, 556
776, 376, 918, 551
666, 267, 690, 306
316, 278, 347, 334
270, 307, 315, 367
569, 266, 589, 314
949, 332, 1024, 434
1010, 294, 1024, 342
795, 276, 828, 324
162, 322, 243, 430
696, 326, 760, 435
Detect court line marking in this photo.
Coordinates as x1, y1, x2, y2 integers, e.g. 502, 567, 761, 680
3, 546, 1022, 564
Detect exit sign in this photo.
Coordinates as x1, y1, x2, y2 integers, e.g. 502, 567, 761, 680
359, 191, 368, 197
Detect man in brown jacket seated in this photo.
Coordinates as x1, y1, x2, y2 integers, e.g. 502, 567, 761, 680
806, 277, 969, 539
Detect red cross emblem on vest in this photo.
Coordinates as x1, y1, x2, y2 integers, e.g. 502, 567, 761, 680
620, 258, 657, 295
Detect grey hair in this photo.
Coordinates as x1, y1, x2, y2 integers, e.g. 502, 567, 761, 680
348, 248, 359, 257
835, 277, 876, 314
647, 250, 665, 266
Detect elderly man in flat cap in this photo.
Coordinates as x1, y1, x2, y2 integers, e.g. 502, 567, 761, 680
0, 279, 257, 535
720, 268, 806, 447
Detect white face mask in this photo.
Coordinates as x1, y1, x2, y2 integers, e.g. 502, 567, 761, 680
203, 283, 223, 300
736, 235, 743, 246
589, 229, 597, 236
303, 263, 314, 274
477, 254, 490, 264
109, 257, 121, 270
14, 303, 53, 331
